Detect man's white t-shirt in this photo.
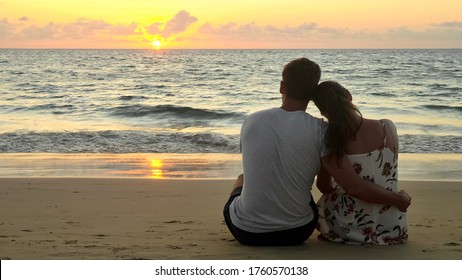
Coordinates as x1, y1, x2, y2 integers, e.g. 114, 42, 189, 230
229, 107, 327, 233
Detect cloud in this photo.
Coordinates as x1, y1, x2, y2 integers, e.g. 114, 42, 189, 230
0, 18, 14, 38
19, 22, 59, 40
383, 23, 462, 43
199, 22, 320, 40
141, 10, 197, 42
161, 10, 197, 37
431, 21, 462, 28
0, 13, 461, 48
133, 10, 198, 46
0, 17, 142, 44
114, 22, 139, 36
196, 20, 462, 48
197, 21, 347, 47
146, 23, 162, 35
60, 19, 115, 39
0, 10, 197, 46
199, 21, 349, 41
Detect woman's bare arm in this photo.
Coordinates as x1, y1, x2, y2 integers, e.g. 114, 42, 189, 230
321, 155, 411, 212
316, 164, 335, 194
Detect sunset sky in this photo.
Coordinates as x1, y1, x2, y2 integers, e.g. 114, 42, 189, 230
1, 0, 461, 49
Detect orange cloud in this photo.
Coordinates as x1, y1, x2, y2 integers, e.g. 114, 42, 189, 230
196, 21, 462, 48
142, 10, 198, 47
0, 10, 198, 48
0, 17, 136, 41
162, 10, 197, 37
0, 10, 461, 49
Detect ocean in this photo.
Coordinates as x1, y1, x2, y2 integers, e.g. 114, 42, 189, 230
0, 49, 461, 155
0, 48, 461, 178
0, 49, 462, 153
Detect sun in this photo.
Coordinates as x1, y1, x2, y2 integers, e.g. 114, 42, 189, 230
152, 38, 162, 50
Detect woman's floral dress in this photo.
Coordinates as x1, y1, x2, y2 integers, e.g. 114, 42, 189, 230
317, 122, 408, 245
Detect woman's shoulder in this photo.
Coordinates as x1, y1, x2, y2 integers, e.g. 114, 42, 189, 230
378, 119, 398, 136
378, 119, 399, 153
379, 118, 396, 127
363, 118, 397, 132
348, 118, 399, 155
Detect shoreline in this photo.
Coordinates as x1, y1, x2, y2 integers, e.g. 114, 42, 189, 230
0, 178, 461, 260
1, 152, 461, 181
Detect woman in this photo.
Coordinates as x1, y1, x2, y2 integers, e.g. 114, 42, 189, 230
313, 81, 408, 245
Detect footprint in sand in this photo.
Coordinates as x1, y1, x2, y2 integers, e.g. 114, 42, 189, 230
164, 220, 180, 224
163, 220, 195, 224
163, 220, 181, 224
443, 242, 461, 246
112, 247, 128, 253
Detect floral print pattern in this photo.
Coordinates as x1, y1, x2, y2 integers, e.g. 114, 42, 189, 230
317, 147, 408, 245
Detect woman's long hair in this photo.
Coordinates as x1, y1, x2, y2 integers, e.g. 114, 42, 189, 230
312, 81, 362, 162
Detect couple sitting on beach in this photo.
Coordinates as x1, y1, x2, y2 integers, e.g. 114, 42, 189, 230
223, 58, 411, 246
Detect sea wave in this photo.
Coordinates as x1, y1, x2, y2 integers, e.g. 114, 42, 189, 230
0, 131, 460, 154
118, 95, 149, 101
11, 104, 76, 114
0, 130, 241, 153
400, 134, 462, 153
110, 104, 245, 120
422, 105, 462, 112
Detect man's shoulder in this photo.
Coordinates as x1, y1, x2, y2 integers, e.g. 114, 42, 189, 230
245, 108, 279, 120
246, 109, 327, 123
304, 112, 328, 126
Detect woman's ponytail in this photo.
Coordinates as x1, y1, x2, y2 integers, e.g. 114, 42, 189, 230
312, 81, 362, 163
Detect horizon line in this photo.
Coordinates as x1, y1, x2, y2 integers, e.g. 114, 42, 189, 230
1, 47, 461, 51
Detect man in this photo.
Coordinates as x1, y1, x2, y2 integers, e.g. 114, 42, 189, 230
223, 58, 411, 246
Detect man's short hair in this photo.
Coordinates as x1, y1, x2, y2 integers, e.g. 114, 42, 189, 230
282, 58, 321, 101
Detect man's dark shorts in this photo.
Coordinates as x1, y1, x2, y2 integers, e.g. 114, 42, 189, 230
223, 186, 318, 246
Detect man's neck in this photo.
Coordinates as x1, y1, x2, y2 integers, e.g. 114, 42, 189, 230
280, 98, 309, 112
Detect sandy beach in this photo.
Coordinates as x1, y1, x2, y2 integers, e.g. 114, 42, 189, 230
0, 177, 461, 260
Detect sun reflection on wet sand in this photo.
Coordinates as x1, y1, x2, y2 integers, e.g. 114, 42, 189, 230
150, 159, 164, 178
0, 153, 460, 181
103, 154, 243, 178
0, 153, 243, 179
